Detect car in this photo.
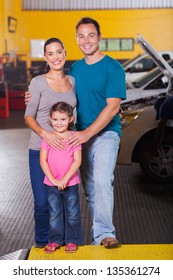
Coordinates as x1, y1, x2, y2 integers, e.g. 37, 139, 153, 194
123, 50, 173, 82
123, 59, 173, 104
118, 101, 173, 184
117, 34, 173, 184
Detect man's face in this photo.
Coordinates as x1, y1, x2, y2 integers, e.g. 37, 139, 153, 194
76, 23, 101, 56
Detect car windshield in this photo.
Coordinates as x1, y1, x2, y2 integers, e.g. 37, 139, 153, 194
122, 54, 143, 67
136, 34, 173, 78
132, 68, 161, 88
132, 59, 173, 88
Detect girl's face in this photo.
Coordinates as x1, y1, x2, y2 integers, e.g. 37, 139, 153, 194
44, 42, 66, 70
50, 111, 74, 133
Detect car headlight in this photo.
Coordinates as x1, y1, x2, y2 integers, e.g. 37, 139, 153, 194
120, 108, 144, 128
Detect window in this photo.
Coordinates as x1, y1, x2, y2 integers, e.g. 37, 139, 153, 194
30, 39, 45, 58
130, 57, 157, 73
100, 38, 134, 51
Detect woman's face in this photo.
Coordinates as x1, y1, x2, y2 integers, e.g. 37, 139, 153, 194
44, 42, 66, 70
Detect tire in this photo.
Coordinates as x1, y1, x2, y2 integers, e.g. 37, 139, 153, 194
139, 135, 173, 183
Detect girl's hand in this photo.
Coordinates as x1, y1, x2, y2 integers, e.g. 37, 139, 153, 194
54, 179, 67, 190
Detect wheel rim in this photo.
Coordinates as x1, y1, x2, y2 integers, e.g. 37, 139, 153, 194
148, 145, 173, 179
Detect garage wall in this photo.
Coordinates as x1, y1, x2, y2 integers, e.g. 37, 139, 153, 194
1, 0, 173, 62
22, 0, 173, 10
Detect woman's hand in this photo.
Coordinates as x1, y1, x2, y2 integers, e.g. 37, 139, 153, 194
42, 130, 66, 150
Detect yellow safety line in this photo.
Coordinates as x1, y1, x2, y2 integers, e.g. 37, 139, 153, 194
28, 244, 173, 260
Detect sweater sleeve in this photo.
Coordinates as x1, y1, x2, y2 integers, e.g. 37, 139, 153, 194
24, 76, 42, 118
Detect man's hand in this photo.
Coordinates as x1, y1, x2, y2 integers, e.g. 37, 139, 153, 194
25, 91, 31, 105
66, 131, 91, 147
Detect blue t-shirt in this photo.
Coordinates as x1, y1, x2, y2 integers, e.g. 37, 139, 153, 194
70, 55, 126, 136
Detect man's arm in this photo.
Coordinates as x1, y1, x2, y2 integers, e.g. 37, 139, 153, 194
67, 97, 121, 146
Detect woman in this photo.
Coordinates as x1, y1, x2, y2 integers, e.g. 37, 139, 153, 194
24, 38, 77, 248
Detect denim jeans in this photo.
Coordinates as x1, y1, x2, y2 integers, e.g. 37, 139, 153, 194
29, 149, 49, 246
80, 131, 120, 245
47, 185, 83, 245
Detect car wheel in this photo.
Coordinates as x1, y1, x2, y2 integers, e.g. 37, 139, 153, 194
139, 136, 173, 183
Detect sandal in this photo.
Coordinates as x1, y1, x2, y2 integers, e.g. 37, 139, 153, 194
65, 243, 77, 253
44, 242, 61, 254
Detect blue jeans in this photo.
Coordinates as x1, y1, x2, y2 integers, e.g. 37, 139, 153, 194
29, 149, 49, 246
80, 131, 120, 245
47, 185, 83, 245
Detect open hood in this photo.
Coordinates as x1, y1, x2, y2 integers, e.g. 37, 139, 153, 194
135, 34, 173, 79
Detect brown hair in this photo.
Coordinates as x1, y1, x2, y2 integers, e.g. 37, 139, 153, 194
76, 17, 101, 36
50, 102, 74, 130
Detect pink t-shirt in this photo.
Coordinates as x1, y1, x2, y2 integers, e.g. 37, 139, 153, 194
40, 132, 81, 187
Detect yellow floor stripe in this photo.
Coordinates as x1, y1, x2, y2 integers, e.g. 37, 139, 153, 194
28, 244, 173, 260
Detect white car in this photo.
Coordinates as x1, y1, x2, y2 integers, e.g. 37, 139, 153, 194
123, 60, 173, 104
123, 50, 173, 82
118, 35, 173, 184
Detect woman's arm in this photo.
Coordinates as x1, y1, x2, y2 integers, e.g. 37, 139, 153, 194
24, 115, 63, 148
24, 79, 65, 149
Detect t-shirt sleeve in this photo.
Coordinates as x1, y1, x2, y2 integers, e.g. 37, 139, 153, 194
24, 77, 41, 118
106, 61, 126, 100
40, 139, 49, 151
73, 144, 82, 152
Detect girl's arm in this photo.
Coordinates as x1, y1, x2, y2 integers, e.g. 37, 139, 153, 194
40, 148, 61, 187
59, 150, 82, 189
40, 148, 82, 190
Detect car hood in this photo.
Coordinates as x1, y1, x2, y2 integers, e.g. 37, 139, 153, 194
135, 34, 173, 79
122, 88, 166, 105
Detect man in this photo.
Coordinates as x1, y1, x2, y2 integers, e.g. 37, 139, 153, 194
25, 17, 126, 248
67, 17, 126, 248
149, 95, 173, 157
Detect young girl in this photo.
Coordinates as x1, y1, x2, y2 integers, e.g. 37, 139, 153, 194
40, 102, 83, 253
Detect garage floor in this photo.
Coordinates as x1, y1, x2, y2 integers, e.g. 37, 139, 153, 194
0, 111, 173, 260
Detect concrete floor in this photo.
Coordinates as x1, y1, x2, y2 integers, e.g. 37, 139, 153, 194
0, 110, 173, 259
